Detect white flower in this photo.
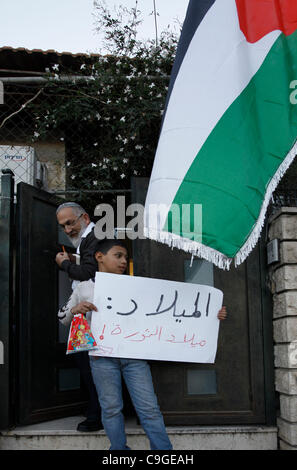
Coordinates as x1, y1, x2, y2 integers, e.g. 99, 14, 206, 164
120, 173, 126, 179
66, 161, 71, 167
120, 116, 126, 122
91, 163, 97, 167
93, 142, 98, 147
71, 175, 76, 180
52, 64, 59, 71
149, 82, 155, 88
113, 166, 118, 171
123, 138, 128, 145
135, 145, 143, 150
93, 180, 98, 186
119, 148, 123, 152
80, 64, 86, 70
34, 131, 40, 138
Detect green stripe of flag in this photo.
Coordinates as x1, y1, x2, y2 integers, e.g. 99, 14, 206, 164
166, 30, 297, 258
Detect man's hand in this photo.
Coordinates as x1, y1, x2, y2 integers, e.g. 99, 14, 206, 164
71, 302, 98, 315
55, 251, 70, 267
217, 306, 227, 320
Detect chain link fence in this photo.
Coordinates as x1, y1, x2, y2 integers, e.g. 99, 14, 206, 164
0, 81, 133, 212
0, 82, 60, 192
0, 79, 296, 217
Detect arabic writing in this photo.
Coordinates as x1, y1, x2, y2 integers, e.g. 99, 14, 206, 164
92, 272, 222, 363
113, 290, 212, 321
99, 323, 206, 348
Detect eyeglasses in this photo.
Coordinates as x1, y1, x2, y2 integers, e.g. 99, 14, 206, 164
59, 213, 83, 230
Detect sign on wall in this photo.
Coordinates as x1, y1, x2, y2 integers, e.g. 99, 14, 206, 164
91, 272, 223, 364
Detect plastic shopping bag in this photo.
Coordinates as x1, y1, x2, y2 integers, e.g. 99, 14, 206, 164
66, 313, 97, 354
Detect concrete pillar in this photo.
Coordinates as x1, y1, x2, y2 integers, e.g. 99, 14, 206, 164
268, 207, 297, 450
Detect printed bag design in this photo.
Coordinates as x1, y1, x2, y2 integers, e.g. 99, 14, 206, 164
66, 313, 97, 354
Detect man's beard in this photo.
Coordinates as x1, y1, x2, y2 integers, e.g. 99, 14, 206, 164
68, 220, 88, 248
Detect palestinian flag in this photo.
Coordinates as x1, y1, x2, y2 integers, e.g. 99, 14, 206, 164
144, 0, 297, 269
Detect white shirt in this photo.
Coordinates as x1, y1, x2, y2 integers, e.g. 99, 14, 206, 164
58, 278, 95, 326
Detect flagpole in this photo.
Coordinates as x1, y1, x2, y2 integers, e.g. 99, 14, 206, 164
153, 0, 158, 47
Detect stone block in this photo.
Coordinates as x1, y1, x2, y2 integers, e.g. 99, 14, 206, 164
269, 212, 297, 240
274, 343, 297, 368
275, 369, 297, 394
279, 439, 297, 450
273, 266, 297, 293
274, 318, 297, 343
273, 292, 297, 318
277, 417, 297, 446
280, 241, 297, 264
280, 395, 297, 422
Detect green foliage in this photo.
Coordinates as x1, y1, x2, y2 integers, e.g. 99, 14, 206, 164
31, 1, 180, 194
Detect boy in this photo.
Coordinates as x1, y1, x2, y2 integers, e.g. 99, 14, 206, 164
58, 239, 227, 450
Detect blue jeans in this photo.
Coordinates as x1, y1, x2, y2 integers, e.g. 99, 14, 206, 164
89, 356, 172, 450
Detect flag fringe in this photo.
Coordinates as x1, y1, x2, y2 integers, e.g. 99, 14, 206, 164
144, 142, 297, 271
234, 140, 297, 267
143, 227, 233, 270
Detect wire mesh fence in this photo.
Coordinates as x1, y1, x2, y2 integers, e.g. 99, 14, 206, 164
0, 78, 296, 217
0, 82, 57, 192
0, 80, 138, 212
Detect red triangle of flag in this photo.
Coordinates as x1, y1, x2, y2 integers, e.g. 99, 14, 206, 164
236, 0, 297, 43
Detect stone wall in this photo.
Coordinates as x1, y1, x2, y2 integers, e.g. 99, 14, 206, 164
33, 142, 66, 191
268, 207, 297, 450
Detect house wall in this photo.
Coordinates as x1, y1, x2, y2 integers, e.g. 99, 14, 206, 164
0, 140, 66, 191
268, 207, 297, 450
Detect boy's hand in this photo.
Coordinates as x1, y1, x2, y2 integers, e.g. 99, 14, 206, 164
71, 302, 98, 316
217, 306, 227, 320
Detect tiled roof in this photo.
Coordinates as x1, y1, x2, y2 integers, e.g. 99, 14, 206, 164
0, 46, 101, 76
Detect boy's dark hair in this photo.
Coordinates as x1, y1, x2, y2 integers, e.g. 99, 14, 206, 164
95, 238, 128, 255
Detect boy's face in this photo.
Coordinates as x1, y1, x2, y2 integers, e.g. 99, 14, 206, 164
95, 245, 128, 274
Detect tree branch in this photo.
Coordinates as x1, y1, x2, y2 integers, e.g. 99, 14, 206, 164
0, 87, 43, 129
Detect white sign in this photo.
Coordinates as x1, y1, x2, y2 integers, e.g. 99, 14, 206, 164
91, 272, 223, 363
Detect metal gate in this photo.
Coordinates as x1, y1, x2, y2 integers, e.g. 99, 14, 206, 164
0, 172, 88, 428
0, 170, 15, 429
